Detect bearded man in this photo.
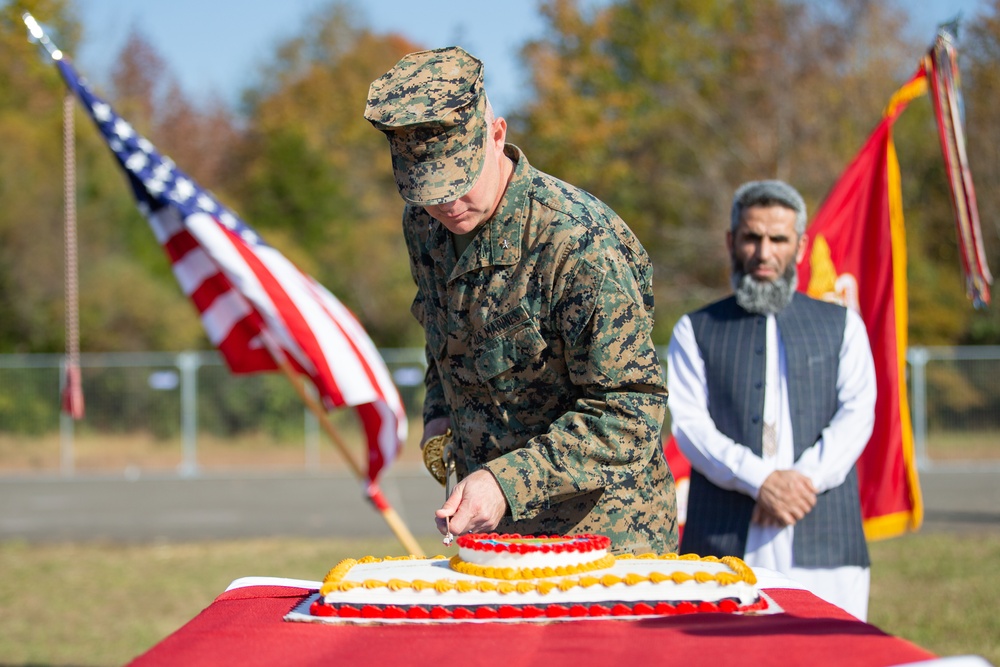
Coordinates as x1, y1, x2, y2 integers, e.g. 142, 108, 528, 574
666, 180, 876, 620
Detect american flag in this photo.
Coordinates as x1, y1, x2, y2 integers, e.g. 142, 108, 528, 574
55, 57, 406, 484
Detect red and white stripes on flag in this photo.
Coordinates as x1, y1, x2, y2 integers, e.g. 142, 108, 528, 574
56, 57, 406, 484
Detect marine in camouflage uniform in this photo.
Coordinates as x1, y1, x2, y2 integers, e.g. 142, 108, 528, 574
365, 46, 677, 555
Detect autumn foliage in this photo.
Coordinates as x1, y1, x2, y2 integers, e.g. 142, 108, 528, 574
0, 0, 998, 354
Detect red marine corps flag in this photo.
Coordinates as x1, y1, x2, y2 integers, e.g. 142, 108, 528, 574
25, 13, 422, 553
797, 29, 990, 540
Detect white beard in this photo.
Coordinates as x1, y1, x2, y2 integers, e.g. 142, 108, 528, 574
731, 264, 798, 315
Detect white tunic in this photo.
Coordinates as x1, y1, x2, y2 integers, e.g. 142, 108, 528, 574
667, 308, 876, 620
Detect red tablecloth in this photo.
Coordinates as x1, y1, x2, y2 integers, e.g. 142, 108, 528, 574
128, 585, 936, 667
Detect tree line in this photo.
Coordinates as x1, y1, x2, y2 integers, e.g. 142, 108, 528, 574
1, 0, 998, 357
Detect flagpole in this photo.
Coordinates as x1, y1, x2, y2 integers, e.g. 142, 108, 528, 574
61, 88, 83, 468
256, 329, 424, 556
29, 10, 87, 474
270, 352, 425, 556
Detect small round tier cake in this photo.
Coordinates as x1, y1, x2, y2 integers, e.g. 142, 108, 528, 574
450, 533, 615, 579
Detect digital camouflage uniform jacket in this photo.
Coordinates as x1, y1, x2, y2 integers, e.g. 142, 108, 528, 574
404, 145, 678, 555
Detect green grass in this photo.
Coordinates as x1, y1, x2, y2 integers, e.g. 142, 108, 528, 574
868, 533, 1000, 664
0, 534, 997, 666
0, 536, 445, 666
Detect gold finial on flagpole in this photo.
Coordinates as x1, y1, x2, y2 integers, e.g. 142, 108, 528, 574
22, 12, 64, 61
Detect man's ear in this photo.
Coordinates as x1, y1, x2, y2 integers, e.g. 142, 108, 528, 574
795, 232, 809, 264
492, 116, 507, 145
726, 229, 733, 256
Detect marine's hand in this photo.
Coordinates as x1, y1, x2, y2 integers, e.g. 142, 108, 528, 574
420, 417, 451, 449
754, 470, 817, 527
435, 469, 508, 536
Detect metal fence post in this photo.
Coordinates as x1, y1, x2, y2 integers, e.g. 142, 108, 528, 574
177, 351, 200, 477
908, 346, 929, 470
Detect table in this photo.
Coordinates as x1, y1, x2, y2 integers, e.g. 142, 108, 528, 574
127, 578, 937, 667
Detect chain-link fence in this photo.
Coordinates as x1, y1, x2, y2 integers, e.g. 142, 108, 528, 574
1, 346, 997, 476
907, 346, 1000, 467
0, 349, 427, 476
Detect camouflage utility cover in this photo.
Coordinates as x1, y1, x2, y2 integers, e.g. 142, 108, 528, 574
364, 46, 488, 206
404, 145, 678, 555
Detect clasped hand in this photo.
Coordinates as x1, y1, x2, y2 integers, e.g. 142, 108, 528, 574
752, 469, 817, 527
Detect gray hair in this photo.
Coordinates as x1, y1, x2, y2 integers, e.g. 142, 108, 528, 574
730, 180, 807, 235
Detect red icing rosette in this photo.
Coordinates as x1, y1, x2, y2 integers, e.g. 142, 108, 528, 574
455, 533, 611, 555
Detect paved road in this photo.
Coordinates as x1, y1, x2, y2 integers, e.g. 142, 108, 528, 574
0, 468, 445, 543
1, 468, 998, 543
916, 468, 1000, 533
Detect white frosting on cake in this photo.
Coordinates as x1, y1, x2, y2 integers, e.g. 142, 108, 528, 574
320, 556, 759, 610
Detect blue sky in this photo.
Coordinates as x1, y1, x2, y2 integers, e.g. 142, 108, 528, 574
72, 0, 568, 115
65, 0, 990, 116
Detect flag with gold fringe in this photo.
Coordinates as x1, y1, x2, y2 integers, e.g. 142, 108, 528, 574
796, 71, 925, 540
797, 28, 990, 540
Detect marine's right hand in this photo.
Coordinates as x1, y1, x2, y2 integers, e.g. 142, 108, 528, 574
435, 469, 508, 536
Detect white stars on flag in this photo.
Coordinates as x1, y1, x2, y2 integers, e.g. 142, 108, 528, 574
112, 117, 134, 140
197, 194, 218, 213
219, 212, 239, 230
125, 151, 148, 173
144, 178, 167, 196
171, 177, 196, 203
92, 101, 111, 122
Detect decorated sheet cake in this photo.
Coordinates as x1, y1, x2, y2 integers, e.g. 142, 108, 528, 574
285, 534, 772, 624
